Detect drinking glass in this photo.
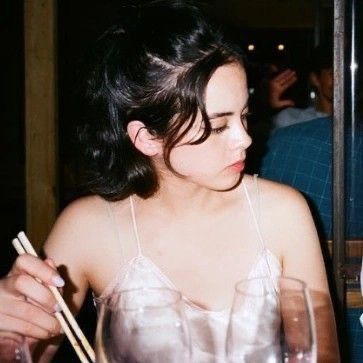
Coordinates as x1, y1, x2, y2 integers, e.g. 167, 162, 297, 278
226, 276, 316, 363
95, 287, 191, 363
0, 339, 32, 363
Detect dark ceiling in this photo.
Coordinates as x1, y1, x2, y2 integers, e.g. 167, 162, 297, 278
212, 0, 332, 29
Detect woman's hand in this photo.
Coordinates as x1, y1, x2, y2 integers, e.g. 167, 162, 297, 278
0, 254, 65, 358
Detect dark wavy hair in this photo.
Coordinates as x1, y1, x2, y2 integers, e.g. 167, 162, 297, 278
309, 43, 332, 75
78, 0, 245, 200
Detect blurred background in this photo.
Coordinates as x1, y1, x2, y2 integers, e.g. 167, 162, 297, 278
1, 0, 362, 361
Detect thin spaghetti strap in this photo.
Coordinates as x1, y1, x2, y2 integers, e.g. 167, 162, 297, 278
253, 173, 261, 222
105, 201, 126, 264
242, 177, 274, 278
129, 196, 142, 256
242, 177, 265, 251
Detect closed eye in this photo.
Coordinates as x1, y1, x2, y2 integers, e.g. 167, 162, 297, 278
210, 125, 228, 134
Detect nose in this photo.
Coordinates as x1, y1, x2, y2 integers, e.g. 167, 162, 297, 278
229, 121, 252, 150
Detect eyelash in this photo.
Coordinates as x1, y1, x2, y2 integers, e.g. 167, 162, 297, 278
210, 126, 227, 134
210, 112, 251, 134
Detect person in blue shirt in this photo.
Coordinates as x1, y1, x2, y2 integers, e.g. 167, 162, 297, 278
260, 116, 363, 361
260, 116, 363, 240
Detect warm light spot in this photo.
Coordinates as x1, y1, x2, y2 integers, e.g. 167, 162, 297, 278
247, 44, 255, 51
277, 44, 285, 51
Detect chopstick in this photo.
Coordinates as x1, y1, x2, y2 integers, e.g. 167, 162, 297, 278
12, 232, 96, 363
11, 239, 90, 363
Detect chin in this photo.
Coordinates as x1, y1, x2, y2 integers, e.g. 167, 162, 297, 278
212, 173, 244, 192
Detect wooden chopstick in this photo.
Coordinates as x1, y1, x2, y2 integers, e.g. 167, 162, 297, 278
12, 232, 96, 363
17, 230, 95, 361
17, 232, 95, 361
12, 238, 90, 363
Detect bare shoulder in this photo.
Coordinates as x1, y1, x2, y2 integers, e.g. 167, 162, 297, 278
254, 179, 330, 295
255, 176, 310, 217
256, 176, 316, 236
46, 195, 130, 241
43, 195, 129, 288
45, 195, 113, 249
54, 194, 122, 223
248, 176, 320, 261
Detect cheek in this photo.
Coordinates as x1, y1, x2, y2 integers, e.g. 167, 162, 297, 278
169, 144, 222, 176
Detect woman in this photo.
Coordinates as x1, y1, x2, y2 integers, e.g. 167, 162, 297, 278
0, 1, 338, 361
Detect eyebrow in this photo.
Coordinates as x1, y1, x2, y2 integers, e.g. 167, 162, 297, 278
207, 100, 249, 120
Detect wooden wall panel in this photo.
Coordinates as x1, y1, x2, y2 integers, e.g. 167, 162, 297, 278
24, 0, 58, 251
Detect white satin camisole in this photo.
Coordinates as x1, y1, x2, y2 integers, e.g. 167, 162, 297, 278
95, 177, 281, 362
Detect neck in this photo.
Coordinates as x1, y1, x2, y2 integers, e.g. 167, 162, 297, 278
142, 172, 234, 217
159, 177, 219, 213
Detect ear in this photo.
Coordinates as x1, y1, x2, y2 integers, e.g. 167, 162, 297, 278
127, 121, 162, 156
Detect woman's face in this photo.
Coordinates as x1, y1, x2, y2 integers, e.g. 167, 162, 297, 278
166, 62, 252, 191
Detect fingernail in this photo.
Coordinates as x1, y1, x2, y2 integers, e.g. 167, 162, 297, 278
52, 275, 65, 287
54, 303, 62, 312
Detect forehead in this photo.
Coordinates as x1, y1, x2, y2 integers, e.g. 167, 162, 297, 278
205, 63, 248, 114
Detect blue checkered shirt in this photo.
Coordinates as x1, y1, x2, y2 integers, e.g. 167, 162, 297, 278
260, 117, 363, 240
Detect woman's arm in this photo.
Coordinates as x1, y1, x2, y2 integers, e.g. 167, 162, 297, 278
262, 181, 340, 362
0, 196, 106, 362
35, 197, 111, 361
37, 195, 125, 361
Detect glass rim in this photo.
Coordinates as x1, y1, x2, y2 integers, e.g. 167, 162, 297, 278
234, 275, 308, 295
98, 286, 183, 311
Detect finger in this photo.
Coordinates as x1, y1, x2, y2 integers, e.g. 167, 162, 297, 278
45, 259, 65, 296
280, 80, 297, 92
274, 69, 295, 82
270, 74, 296, 95
4, 274, 61, 313
0, 336, 22, 362
276, 74, 297, 89
44, 259, 64, 294
0, 314, 56, 340
282, 73, 298, 86
0, 331, 23, 344
12, 254, 65, 288
0, 300, 61, 335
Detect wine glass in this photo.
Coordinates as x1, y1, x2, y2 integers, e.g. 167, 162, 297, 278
226, 276, 317, 363
95, 287, 191, 363
15, 341, 32, 363
0, 338, 32, 363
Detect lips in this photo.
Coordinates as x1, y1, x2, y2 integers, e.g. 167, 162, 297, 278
229, 160, 245, 172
